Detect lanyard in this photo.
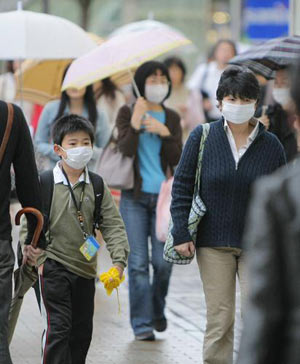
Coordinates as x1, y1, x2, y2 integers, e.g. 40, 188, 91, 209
62, 167, 88, 239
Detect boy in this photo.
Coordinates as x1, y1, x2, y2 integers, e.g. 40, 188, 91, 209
28, 114, 129, 364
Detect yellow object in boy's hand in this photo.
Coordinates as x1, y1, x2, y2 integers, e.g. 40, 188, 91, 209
99, 267, 125, 296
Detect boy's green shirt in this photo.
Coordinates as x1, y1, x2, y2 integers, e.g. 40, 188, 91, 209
20, 165, 129, 279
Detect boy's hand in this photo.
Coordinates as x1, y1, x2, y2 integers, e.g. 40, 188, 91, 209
113, 264, 124, 279
23, 245, 43, 266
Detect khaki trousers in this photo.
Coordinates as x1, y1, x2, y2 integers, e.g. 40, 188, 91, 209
197, 247, 247, 364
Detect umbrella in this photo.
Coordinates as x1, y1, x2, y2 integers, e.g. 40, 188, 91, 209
8, 207, 44, 344
14, 59, 72, 105
229, 59, 275, 80
61, 27, 192, 92
13, 35, 133, 105
229, 35, 300, 76
0, 9, 97, 60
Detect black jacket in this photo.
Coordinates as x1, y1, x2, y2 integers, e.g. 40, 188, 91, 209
237, 159, 300, 364
0, 101, 44, 246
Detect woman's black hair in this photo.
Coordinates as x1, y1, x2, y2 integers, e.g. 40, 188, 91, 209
216, 65, 260, 102
54, 64, 98, 127
95, 77, 118, 101
163, 56, 186, 82
52, 114, 95, 146
213, 39, 237, 58
133, 60, 172, 101
291, 59, 300, 115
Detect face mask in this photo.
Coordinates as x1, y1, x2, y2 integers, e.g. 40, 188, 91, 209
145, 84, 169, 104
272, 87, 290, 106
61, 146, 93, 170
221, 101, 256, 124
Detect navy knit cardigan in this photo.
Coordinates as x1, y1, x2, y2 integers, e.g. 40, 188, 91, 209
170, 119, 286, 249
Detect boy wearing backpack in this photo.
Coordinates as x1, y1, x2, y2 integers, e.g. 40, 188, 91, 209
29, 114, 129, 364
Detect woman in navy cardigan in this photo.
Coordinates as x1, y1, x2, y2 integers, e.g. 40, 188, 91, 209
170, 66, 286, 364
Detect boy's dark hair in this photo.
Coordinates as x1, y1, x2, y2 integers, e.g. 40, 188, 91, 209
216, 65, 260, 102
52, 114, 95, 146
133, 60, 172, 101
291, 59, 300, 115
163, 56, 186, 82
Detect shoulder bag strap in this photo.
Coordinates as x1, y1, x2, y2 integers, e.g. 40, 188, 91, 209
194, 123, 210, 195
89, 171, 104, 234
0, 103, 14, 164
40, 170, 54, 232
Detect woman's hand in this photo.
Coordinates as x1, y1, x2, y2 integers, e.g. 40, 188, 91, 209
131, 97, 148, 130
143, 117, 171, 137
174, 241, 195, 257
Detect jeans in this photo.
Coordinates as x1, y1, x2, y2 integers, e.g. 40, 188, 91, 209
0, 239, 15, 364
120, 191, 172, 336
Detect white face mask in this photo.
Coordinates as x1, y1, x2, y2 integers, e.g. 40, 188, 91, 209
61, 146, 93, 170
145, 84, 169, 104
221, 101, 256, 124
272, 87, 290, 106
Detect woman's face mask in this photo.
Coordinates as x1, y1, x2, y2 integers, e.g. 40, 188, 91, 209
221, 101, 256, 124
60, 146, 93, 170
144, 84, 169, 104
272, 87, 290, 106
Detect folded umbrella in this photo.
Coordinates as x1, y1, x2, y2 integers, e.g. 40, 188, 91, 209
8, 207, 44, 345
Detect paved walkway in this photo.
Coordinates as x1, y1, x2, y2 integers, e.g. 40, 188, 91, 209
9, 204, 242, 364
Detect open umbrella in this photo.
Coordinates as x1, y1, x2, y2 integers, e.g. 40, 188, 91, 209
8, 207, 44, 344
0, 9, 97, 59
62, 27, 192, 92
229, 35, 300, 75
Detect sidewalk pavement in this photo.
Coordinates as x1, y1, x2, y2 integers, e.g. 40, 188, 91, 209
9, 205, 242, 364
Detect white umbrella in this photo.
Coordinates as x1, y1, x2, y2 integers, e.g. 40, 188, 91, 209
0, 9, 97, 60
109, 19, 197, 54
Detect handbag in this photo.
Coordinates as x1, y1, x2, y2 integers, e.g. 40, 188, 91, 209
156, 177, 173, 242
96, 127, 134, 190
163, 123, 210, 264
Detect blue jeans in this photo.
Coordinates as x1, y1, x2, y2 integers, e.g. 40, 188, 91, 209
120, 191, 172, 335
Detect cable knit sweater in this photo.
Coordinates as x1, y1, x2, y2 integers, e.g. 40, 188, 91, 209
170, 119, 286, 249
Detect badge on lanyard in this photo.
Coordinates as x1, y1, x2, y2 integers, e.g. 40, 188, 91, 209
80, 235, 100, 261
62, 167, 100, 261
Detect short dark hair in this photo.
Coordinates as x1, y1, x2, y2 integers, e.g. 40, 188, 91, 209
163, 56, 187, 82
291, 59, 300, 115
133, 60, 172, 101
216, 65, 260, 102
52, 114, 95, 146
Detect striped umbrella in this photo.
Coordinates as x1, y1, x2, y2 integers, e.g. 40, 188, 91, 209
229, 35, 300, 79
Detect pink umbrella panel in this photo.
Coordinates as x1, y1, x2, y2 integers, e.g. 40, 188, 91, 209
62, 27, 191, 91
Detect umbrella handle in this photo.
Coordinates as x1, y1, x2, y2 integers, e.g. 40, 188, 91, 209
15, 207, 44, 248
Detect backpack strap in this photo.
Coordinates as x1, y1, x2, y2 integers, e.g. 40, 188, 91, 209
39, 170, 54, 233
88, 171, 104, 235
0, 103, 14, 164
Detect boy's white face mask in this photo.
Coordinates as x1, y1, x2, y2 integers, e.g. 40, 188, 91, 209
221, 101, 256, 124
61, 146, 93, 170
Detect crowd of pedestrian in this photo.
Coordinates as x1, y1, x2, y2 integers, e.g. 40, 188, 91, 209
1, 31, 300, 364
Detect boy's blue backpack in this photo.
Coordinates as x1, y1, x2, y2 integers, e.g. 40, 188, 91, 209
39, 170, 104, 237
